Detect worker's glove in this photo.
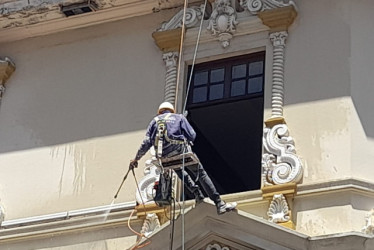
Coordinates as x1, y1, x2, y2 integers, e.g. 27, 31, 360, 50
129, 160, 138, 170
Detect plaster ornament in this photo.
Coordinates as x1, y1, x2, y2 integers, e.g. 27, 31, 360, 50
207, 0, 238, 48
140, 213, 161, 237
362, 209, 374, 235
267, 194, 290, 223
135, 159, 161, 204
239, 0, 296, 15
206, 243, 231, 250
262, 124, 303, 185
158, 6, 203, 31
162, 52, 179, 104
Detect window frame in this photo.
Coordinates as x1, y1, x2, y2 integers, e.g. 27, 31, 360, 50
187, 51, 265, 109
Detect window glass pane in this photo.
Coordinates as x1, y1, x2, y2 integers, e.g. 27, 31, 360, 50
194, 71, 208, 86
193, 87, 207, 103
248, 77, 263, 93
209, 84, 224, 100
232, 64, 246, 79
211, 68, 225, 83
248, 61, 263, 76
231, 80, 246, 97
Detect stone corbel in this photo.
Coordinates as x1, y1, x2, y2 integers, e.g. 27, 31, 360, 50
262, 183, 296, 229
257, 5, 302, 188
0, 57, 16, 101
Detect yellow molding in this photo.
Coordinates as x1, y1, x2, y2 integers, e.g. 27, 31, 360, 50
258, 6, 297, 32
278, 219, 296, 230
264, 116, 286, 128
152, 28, 183, 53
261, 183, 297, 199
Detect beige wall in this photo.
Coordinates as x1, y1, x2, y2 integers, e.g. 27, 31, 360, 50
0, 10, 177, 219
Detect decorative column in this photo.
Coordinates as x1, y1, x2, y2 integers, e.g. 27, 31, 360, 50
162, 52, 179, 104
255, 5, 301, 230
0, 57, 16, 102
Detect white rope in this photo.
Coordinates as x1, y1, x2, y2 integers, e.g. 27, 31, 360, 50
182, 0, 208, 114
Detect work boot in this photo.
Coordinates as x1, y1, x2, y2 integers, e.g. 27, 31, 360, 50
216, 201, 237, 215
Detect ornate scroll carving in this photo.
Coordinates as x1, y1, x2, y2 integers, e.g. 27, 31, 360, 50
162, 52, 178, 105
140, 213, 161, 237
262, 124, 303, 185
267, 194, 290, 223
158, 6, 203, 31
362, 209, 374, 235
135, 159, 161, 204
206, 243, 231, 250
239, 0, 296, 15
207, 0, 238, 48
269, 31, 287, 117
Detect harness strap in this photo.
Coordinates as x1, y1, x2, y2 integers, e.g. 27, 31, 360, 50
154, 114, 186, 158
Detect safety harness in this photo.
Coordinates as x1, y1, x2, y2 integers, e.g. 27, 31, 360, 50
154, 113, 185, 158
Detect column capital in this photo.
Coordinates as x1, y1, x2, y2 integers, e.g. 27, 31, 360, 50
258, 5, 297, 32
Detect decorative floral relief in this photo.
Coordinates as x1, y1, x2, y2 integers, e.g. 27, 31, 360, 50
207, 0, 238, 48
140, 213, 161, 237
262, 124, 303, 186
362, 209, 374, 235
239, 0, 296, 15
267, 194, 290, 223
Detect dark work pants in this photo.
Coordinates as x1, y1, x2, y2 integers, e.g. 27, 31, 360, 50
174, 163, 221, 205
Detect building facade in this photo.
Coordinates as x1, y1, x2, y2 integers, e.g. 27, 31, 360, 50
0, 0, 374, 249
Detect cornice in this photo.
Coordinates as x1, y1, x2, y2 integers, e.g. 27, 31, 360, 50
0, 0, 199, 44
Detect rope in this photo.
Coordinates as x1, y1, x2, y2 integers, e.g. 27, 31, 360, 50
182, 0, 208, 114
174, 0, 189, 107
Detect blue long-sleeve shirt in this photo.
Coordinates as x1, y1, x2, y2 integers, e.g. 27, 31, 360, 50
135, 111, 196, 160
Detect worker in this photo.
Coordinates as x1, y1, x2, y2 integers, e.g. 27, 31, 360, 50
129, 102, 236, 215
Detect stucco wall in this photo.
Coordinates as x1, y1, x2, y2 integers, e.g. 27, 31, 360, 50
1, 0, 374, 227
0, 11, 176, 219
283, 0, 374, 184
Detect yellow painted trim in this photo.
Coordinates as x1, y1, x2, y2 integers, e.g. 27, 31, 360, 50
264, 116, 286, 128
152, 28, 183, 52
258, 6, 297, 32
262, 183, 297, 199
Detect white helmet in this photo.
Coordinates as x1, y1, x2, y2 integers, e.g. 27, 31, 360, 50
158, 102, 175, 114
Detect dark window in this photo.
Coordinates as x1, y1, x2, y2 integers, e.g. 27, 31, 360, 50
185, 52, 265, 195
188, 52, 265, 107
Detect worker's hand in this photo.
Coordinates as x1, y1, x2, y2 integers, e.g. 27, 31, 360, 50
129, 159, 138, 170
